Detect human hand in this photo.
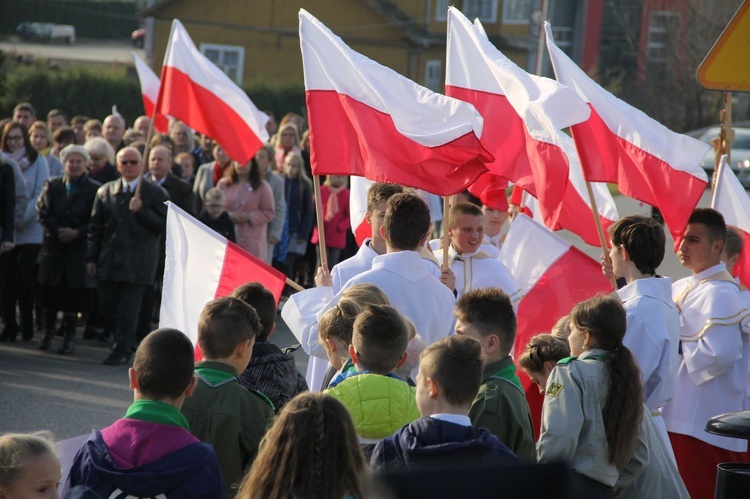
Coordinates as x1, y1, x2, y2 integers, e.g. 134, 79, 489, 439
129, 196, 143, 213
269, 236, 280, 245
315, 264, 333, 287
1, 241, 14, 252
86, 262, 97, 278
57, 227, 79, 243
601, 253, 615, 280
440, 266, 456, 291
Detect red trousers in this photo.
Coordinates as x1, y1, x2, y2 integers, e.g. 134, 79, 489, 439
669, 432, 746, 499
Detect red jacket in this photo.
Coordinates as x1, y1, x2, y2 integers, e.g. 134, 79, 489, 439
312, 185, 350, 249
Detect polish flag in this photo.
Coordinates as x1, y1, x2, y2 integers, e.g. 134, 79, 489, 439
469, 172, 509, 212
513, 133, 618, 246
350, 176, 373, 246
131, 53, 169, 133
156, 20, 269, 165
445, 8, 590, 227
159, 202, 287, 360
500, 214, 611, 434
711, 155, 750, 288
299, 9, 492, 196
544, 22, 709, 248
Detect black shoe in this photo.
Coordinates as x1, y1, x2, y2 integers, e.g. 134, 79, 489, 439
103, 353, 130, 365
39, 331, 54, 351
57, 337, 75, 355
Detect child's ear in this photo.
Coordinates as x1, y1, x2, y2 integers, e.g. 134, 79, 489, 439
348, 344, 359, 365
543, 360, 556, 376
486, 334, 501, 355
426, 377, 440, 399
184, 375, 198, 398
326, 337, 339, 354
365, 210, 372, 226
128, 368, 139, 391
395, 351, 409, 370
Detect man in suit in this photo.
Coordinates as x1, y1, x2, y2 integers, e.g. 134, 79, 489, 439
136, 145, 195, 342
87, 147, 168, 365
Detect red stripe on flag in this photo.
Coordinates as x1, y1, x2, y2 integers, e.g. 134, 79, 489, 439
306, 90, 491, 196
468, 172, 509, 211
733, 229, 750, 289
215, 241, 287, 303
354, 220, 372, 247
158, 66, 264, 164
572, 106, 707, 248
141, 95, 169, 133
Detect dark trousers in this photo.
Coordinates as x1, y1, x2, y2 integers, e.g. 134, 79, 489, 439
2, 244, 41, 338
97, 281, 146, 356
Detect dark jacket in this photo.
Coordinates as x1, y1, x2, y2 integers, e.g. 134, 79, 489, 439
87, 178, 168, 285
238, 341, 308, 411
199, 210, 236, 243
0, 162, 15, 243
89, 162, 120, 185
66, 429, 223, 499
37, 174, 100, 288
370, 417, 518, 472
159, 172, 195, 215
284, 176, 313, 240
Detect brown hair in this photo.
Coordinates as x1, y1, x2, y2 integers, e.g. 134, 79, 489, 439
725, 226, 744, 259
551, 315, 571, 341
518, 334, 570, 374
0, 432, 57, 488
1, 121, 38, 162
455, 287, 516, 356
340, 282, 390, 306
420, 335, 483, 407
383, 193, 430, 251
197, 297, 260, 359
570, 295, 643, 467
28, 120, 53, 149
229, 157, 263, 190
133, 328, 195, 400
688, 208, 726, 243
238, 392, 369, 499
449, 201, 483, 227
318, 298, 360, 346
352, 304, 409, 374
609, 215, 665, 276
367, 182, 404, 212
230, 282, 276, 342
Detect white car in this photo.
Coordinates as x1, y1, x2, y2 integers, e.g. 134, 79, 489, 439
698, 127, 750, 188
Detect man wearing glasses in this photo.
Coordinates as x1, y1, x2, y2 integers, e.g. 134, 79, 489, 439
87, 147, 168, 365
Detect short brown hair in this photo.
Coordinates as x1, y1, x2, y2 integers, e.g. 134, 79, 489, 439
230, 282, 276, 341
609, 215, 665, 276
352, 304, 409, 374
53, 126, 76, 146
455, 287, 516, 356
518, 334, 571, 374
420, 335, 483, 406
725, 226, 744, 259
198, 297, 260, 359
367, 183, 404, 212
383, 193, 430, 251
133, 328, 195, 400
449, 202, 483, 227
318, 298, 360, 345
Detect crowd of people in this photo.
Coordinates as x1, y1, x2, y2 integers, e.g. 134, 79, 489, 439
1, 101, 749, 499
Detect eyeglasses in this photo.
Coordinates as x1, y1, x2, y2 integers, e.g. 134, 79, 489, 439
6, 135, 23, 142
119, 159, 139, 165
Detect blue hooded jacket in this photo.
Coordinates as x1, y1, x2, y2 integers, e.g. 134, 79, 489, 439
65, 430, 224, 499
371, 417, 519, 472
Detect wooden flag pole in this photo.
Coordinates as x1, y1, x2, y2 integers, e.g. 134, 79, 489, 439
712, 92, 734, 192
285, 277, 305, 293
313, 175, 328, 270
134, 105, 160, 199
442, 195, 453, 268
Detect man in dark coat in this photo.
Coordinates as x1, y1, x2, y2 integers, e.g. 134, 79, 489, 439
87, 147, 168, 365
136, 145, 194, 342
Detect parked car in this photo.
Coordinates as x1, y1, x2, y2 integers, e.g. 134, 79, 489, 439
132, 28, 145, 48
698, 127, 750, 188
16, 22, 75, 44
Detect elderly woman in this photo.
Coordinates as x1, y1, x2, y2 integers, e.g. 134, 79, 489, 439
0, 121, 49, 342
170, 121, 194, 155
36, 145, 101, 353
84, 137, 119, 184
29, 121, 63, 177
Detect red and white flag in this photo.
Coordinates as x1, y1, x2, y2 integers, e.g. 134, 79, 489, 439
544, 22, 709, 248
350, 176, 374, 246
156, 20, 269, 164
159, 202, 286, 360
500, 214, 611, 434
445, 8, 590, 227
711, 155, 750, 288
299, 9, 492, 196
131, 53, 169, 133
468, 172, 509, 212
513, 132, 618, 246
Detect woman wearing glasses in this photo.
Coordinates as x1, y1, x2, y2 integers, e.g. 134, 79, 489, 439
0, 121, 49, 342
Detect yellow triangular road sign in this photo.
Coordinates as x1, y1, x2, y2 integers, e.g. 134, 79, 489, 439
698, 0, 750, 92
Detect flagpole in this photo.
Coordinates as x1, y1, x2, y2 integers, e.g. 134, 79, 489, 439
442, 195, 452, 268
711, 155, 727, 209
313, 175, 328, 270
285, 277, 305, 293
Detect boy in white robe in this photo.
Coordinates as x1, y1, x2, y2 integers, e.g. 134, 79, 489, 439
662, 208, 750, 499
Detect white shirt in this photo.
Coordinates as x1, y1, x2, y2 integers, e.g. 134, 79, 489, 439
341, 250, 456, 346
431, 414, 472, 427
428, 238, 501, 259
435, 246, 519, 305
483, 232, 504, 251
663, 263, 750, 451
121, 176, 141, 193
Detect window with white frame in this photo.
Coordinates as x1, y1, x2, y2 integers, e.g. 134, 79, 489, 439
200, 43, 245, 85
435, 0, 450, 21
552, 26, 574, 55
424, 60, 442, 91
646, 11, 680, 62
463, 0, 498, 23
502, 0, 534, 24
